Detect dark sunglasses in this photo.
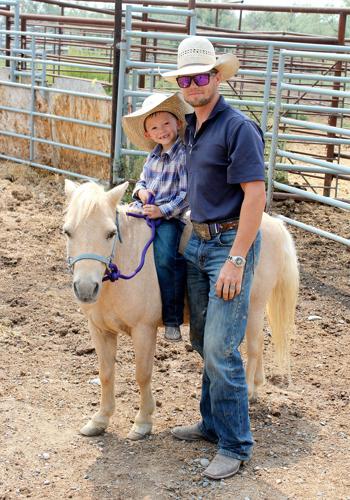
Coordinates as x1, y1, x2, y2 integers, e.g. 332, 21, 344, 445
176, 72, 215, 89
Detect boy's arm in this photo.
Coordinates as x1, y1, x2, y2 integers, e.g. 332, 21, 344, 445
132, 169, 147, 200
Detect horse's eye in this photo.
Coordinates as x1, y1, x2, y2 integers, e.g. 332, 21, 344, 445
63, 228, 71, 238
107, 230, 116, 240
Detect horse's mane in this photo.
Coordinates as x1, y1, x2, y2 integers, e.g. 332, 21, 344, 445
65, 182, 137, 231
65, 182, 108, 229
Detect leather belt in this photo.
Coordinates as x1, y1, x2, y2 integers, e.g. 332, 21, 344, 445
192, 218, 239, 241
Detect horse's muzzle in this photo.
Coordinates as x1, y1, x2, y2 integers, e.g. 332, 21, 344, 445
73, 279, 100, 303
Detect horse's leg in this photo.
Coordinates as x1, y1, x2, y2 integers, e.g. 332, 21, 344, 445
80, 324, 117, 436
128, 324, 157, 441
245, 300, 265, 402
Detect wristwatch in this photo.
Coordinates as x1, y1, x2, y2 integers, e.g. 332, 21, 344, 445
226, 255, 246, 268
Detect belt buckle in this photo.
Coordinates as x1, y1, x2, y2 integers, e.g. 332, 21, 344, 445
210, 222, 221, 237
192, 222, 211, 241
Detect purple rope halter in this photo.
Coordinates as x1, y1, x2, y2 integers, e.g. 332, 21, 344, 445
102, 193, 161, 282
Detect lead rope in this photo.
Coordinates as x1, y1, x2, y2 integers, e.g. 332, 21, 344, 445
102, 193, 161, 282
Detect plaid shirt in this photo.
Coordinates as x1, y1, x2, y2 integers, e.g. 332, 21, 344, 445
133, 137, 188, 219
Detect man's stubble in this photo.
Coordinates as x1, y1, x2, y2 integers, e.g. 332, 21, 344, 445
185, 95, 212, 108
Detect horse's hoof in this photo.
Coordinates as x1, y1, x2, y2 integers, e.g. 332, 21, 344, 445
80, 420, 106, 436
127, 430, 148, 441
127, 423, 152, 441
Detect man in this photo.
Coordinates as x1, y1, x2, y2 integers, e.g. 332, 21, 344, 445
162, 36, 266, 480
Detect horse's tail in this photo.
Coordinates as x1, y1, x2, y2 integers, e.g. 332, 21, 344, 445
266, 219, 299, 379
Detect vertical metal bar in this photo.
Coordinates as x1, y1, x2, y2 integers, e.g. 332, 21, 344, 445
267, 50, 286, 211
52, 24, 57, 79
10, 0, 20, 82
20, 16, 26, 72
261, 44, 274, 134
41, 49, 47, 88
151, 36, 157, 90
5, 8, 10, 69
238, 4, 243, 31
131, 70, 137, 110
13, 0, 20, 51
110, 0, 122, 187
43, 24, 46, 55
150, 69, 155, 91
108, 42, 112, 84
29, 34, 36, 164
58, 6, 63, 76
113, 40, 127, 185
139, 3, 148, 89
187, 0, 196, 34
189, 9, 197, 35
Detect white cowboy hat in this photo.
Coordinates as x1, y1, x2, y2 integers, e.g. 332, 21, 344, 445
162, 36, 240, 83
122, 92, 193, 152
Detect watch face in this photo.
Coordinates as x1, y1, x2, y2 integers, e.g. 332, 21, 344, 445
227, 255, 246, 267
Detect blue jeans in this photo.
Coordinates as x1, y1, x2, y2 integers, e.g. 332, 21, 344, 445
184, 229, 261, 461
153, 219, 186, 327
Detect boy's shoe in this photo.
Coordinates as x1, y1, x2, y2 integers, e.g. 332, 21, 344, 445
164, 326, 182, 341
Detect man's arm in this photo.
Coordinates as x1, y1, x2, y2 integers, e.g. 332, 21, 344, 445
215, 180, 266, 301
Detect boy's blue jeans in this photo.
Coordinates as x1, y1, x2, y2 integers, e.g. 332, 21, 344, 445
153, 218, 186, 327
183, 228, 261, 461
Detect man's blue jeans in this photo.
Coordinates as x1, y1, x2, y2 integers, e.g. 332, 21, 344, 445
184, 228, 261, 461
153, 218, 186, 327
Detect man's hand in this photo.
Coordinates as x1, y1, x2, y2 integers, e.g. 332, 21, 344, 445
138, 189, 154, 205
215, 260, 244, 300
143, 204, 163, 219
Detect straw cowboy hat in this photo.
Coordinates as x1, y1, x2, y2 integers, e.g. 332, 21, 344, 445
162, 36, 240, 83
122, 92, 192, 152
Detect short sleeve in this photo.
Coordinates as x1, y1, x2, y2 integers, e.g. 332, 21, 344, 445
227, 120, 265, 184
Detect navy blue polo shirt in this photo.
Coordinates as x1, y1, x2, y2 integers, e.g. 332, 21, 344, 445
185, 95, 265, 223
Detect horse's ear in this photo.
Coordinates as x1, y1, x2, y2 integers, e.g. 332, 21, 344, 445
106, 181, 129, 207
65, 179, 78, 202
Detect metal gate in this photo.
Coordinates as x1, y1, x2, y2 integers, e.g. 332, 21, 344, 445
267, 49, 350, 246
113, 5, 350, 246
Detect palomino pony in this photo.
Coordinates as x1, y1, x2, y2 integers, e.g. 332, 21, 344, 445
63, 180, 299, 440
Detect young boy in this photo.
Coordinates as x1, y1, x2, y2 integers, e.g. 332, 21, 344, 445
122, 92, 192, 341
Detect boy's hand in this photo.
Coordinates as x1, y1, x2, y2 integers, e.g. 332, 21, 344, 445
143, 204, 163, 219
138, 189, 154, 205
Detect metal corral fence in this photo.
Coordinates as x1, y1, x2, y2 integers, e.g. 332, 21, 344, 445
0, 4, 349, 245
0, 0, 20, 81
0, 21, 114, 180
268, 49, 350, 246
113, 5, 350, 246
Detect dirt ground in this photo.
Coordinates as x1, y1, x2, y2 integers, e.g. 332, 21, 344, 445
0, 163, 349, 500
